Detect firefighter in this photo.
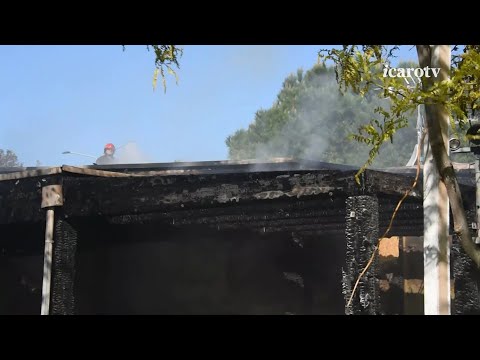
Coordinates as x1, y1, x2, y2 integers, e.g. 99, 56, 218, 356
95, 143, 116, 165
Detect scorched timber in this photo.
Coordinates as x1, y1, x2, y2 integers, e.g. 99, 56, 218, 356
0, 164, 476, 225
102, 196, 423, 235
0, 174, 61, 224
62, 170, 422, 218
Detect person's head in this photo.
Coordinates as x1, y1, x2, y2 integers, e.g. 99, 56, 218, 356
104, 143, 116, 156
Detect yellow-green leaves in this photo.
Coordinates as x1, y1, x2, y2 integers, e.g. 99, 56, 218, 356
145, 45, 183, 93
153, 68, 159, 91
150, 45, 182, 93
320, 45, 480, 183
124, 45, 182, 93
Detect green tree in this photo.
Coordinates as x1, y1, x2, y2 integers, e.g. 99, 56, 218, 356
0, 149, 22, 167
226, 64, 418, 168
318, 45, 480, 267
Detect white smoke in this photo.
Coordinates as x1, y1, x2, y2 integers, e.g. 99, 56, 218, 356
115, 142, 151, 164
247, 69, 416, 169
253, 72, 341, 161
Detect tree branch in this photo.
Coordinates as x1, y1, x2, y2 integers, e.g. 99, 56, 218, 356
417, 45, 480, 268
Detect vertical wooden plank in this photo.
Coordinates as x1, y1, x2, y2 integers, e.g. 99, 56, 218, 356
50, 217, 78, 315
378, 236, 403, 315
344, 195, 379, 315
402, 236, 424, 315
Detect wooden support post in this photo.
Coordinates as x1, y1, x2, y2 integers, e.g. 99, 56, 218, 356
344, 195, 379, 315
50, 217, 78, 315
40, 182, 78, 315
40, 184, 63, 315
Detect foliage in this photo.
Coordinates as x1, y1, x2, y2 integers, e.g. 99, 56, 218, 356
318, 45, 480, 182
123, 45, 183, 93
226, 64, 418, 168
0, 149, 22, 167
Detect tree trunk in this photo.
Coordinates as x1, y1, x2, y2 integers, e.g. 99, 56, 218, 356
416, 45, 480, 268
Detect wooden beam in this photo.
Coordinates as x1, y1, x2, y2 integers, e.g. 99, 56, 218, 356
344, 195, 379, 315
61, 170, 421, 217
1, 167, 475, 226
0, 167, 62, 181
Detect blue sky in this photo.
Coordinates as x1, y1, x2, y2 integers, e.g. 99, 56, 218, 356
0, 45, 418, 166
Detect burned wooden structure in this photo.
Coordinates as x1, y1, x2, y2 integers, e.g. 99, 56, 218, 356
0, 158, 479, 314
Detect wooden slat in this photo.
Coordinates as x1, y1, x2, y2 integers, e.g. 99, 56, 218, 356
61, 166, 134, 178
402, 236, 424, 314
379, 237, 399, 258
378, 237, 402, 314
0, 167, 62, 181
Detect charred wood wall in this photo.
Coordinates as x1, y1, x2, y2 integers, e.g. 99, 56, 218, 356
452, 200, 480, 314
377, 236, 424, 315
344, 196, 379, 315
0, 222, 44, 314
452, 231, 480, 314
50, 217, 78, 315
73, 219, 345, 315
1, 167, 479, 314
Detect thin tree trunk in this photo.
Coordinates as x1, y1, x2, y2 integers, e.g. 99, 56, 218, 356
417, 45, 480, 268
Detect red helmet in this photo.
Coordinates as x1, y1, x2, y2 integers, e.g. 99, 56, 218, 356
104, 143, 115, 152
